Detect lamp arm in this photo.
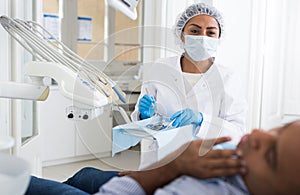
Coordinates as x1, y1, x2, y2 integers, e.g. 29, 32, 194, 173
0, 81, 49, 101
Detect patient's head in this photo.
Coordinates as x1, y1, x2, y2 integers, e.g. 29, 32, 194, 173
237, 121, 300, 194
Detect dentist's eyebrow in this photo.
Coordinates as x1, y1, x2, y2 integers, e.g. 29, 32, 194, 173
189, 24, 202, 29
188, 24, 218, 30
206, 26, 218, 30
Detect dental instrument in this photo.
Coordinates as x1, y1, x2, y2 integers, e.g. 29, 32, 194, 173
145, 115, 175, 131
0, 15, 127, 120
165, 118, 176, 129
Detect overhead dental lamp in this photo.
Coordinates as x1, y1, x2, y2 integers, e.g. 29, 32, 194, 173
0, 15, 127, 121
106, 0, 140, 20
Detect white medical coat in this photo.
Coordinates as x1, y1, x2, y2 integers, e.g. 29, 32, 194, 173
131, 55, 248, 167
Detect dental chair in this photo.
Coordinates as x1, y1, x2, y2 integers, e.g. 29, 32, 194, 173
0, 136, 30, 195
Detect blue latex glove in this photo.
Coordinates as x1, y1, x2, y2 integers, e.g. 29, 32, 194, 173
138, 94, 156, 119
170, 108, 203, 128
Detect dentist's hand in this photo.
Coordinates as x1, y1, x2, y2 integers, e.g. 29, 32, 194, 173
138, 94, 156, 119
170, 108, 203, 127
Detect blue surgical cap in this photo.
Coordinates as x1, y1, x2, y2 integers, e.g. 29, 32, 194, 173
174, 3, 224, 38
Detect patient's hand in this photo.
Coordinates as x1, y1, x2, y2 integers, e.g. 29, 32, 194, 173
118, 170, 135, 176
128, 137, 246, 195
171, 137, 246, 179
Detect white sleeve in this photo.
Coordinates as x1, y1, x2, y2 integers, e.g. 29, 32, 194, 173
197, 72, 248, 144
197, 113, 245, 144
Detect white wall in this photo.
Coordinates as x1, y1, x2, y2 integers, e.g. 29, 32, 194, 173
213, 0, 300, 129
259, 0, 300, 129
213, 0, 252, 97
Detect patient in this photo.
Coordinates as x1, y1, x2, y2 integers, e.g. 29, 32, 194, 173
25, 121, 300, 194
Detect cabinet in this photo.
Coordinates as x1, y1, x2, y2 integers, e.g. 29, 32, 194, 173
38, 87, 113, 166
38, 86, 140, 166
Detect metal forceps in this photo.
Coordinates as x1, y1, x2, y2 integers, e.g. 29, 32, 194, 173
145, 114, 175, 131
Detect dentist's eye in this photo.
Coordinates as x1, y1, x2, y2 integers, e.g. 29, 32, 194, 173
207, 31, 217, 37
190, 29, 199, 34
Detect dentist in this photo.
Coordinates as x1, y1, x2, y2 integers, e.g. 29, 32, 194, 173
131, 3, 248, 166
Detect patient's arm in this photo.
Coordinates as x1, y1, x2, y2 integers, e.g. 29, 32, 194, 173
128, 137, 245, 195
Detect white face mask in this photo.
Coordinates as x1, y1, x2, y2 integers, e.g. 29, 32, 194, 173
183, 35, 219, 62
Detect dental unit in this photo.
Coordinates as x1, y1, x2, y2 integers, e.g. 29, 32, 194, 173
0, 15, 127, 121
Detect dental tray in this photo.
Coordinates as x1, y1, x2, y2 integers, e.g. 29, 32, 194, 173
116, 114, 175, 138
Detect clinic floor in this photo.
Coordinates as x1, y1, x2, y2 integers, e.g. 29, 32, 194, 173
43, 149, 140, 182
